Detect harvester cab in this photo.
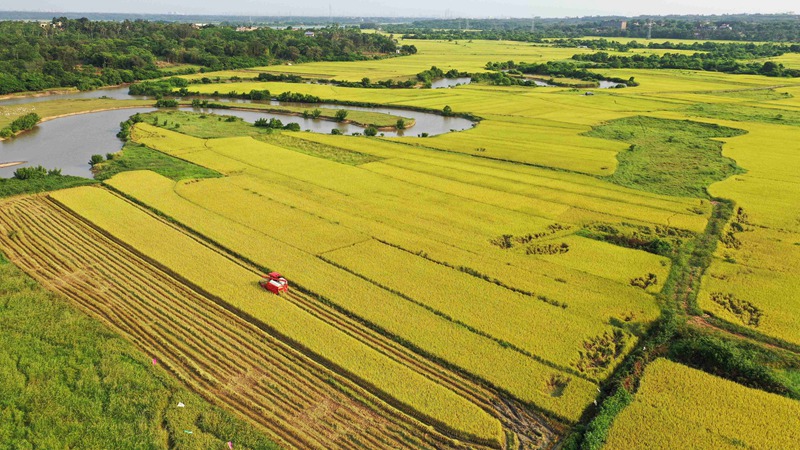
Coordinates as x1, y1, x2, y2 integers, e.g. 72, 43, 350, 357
260, 272, 288, 294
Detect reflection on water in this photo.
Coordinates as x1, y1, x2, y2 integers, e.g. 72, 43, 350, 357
431, 77, 472, 89
0, 106, 475, 178
0, 86, 476, 179
0, 86, 148, 106
530, 79, 556, 87
0, 108, 155, 178
598, 81, 624, 89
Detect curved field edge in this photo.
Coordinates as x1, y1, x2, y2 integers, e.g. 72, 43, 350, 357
47, 185, 506, 448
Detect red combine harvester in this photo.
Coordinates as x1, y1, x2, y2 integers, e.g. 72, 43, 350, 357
259, 272, 289, 294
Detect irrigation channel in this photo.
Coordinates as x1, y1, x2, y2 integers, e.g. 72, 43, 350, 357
0, 86, 475, 178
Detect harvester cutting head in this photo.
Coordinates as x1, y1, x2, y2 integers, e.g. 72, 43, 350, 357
259, 272, 288, 294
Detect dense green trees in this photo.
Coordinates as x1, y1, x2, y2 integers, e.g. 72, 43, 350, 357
387, 15, 800, 42
484, 61, 636, 86
0, 18, 398, 95
572, 51, 800, 77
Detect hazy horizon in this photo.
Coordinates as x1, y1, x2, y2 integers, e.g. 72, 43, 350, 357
2, 0, 797, 19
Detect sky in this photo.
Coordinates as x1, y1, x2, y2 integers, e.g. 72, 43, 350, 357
2, 0, 797, 18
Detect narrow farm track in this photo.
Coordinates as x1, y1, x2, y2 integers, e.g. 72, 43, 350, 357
0, 195, 500, 450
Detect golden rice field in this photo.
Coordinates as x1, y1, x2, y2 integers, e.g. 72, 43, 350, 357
604, 359, 800, 449
0, 195, 498, 450
4, 37, 800, 449
171, 49, 800, 351
49, 186, 506, 447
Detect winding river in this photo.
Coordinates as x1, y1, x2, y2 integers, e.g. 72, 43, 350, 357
0, 87, 474, 178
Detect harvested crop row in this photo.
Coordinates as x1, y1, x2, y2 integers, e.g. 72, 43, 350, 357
279, 288, 559, 448
105, 170, 599, 422
3, 201, 378, 450
0, 195, 490, 450
47, 187, 506, 448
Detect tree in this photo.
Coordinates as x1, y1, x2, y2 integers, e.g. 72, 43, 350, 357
283, 122, 301, 131
364, 126, 378, 136
311, 108, 322, 119
335, 109, 349, 122
396, 118, 406, 130
442, 105, 453, 116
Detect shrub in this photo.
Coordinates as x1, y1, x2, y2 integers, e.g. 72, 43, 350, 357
668, 330, 796, 397
364, 126, 378, 136
89, 154, 105, 166
9, 112, 41, 133
155, 98, 179, 107
13, 165, 47, 180
283, 122, 301, 131
335, 109, 349, 122
276, 91, 320, 103
248, 89, 270, 100
396, 118, 406, 130
331, 128, 343, 135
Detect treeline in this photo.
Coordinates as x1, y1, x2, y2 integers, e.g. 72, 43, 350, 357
0, 18, 399, 95
549, 38, 800, 58
386, 15, 800, 42
572, 52, 800, 77
484, 61, 636, 86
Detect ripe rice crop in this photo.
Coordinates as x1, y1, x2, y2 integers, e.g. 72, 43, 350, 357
104, 170, 600, 422
49, 186, 506, 447
322, 238, 629, 372
0, 195, 489, 450
604, 359, 800, 449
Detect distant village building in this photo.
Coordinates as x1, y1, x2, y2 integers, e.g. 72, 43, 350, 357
236, 26, 259, 32
304, 31, 315, 37
620, 21, 627, 31
38, 21, 63, 29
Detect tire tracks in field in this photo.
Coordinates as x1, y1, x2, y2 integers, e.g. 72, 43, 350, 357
0, 195, 491, 450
